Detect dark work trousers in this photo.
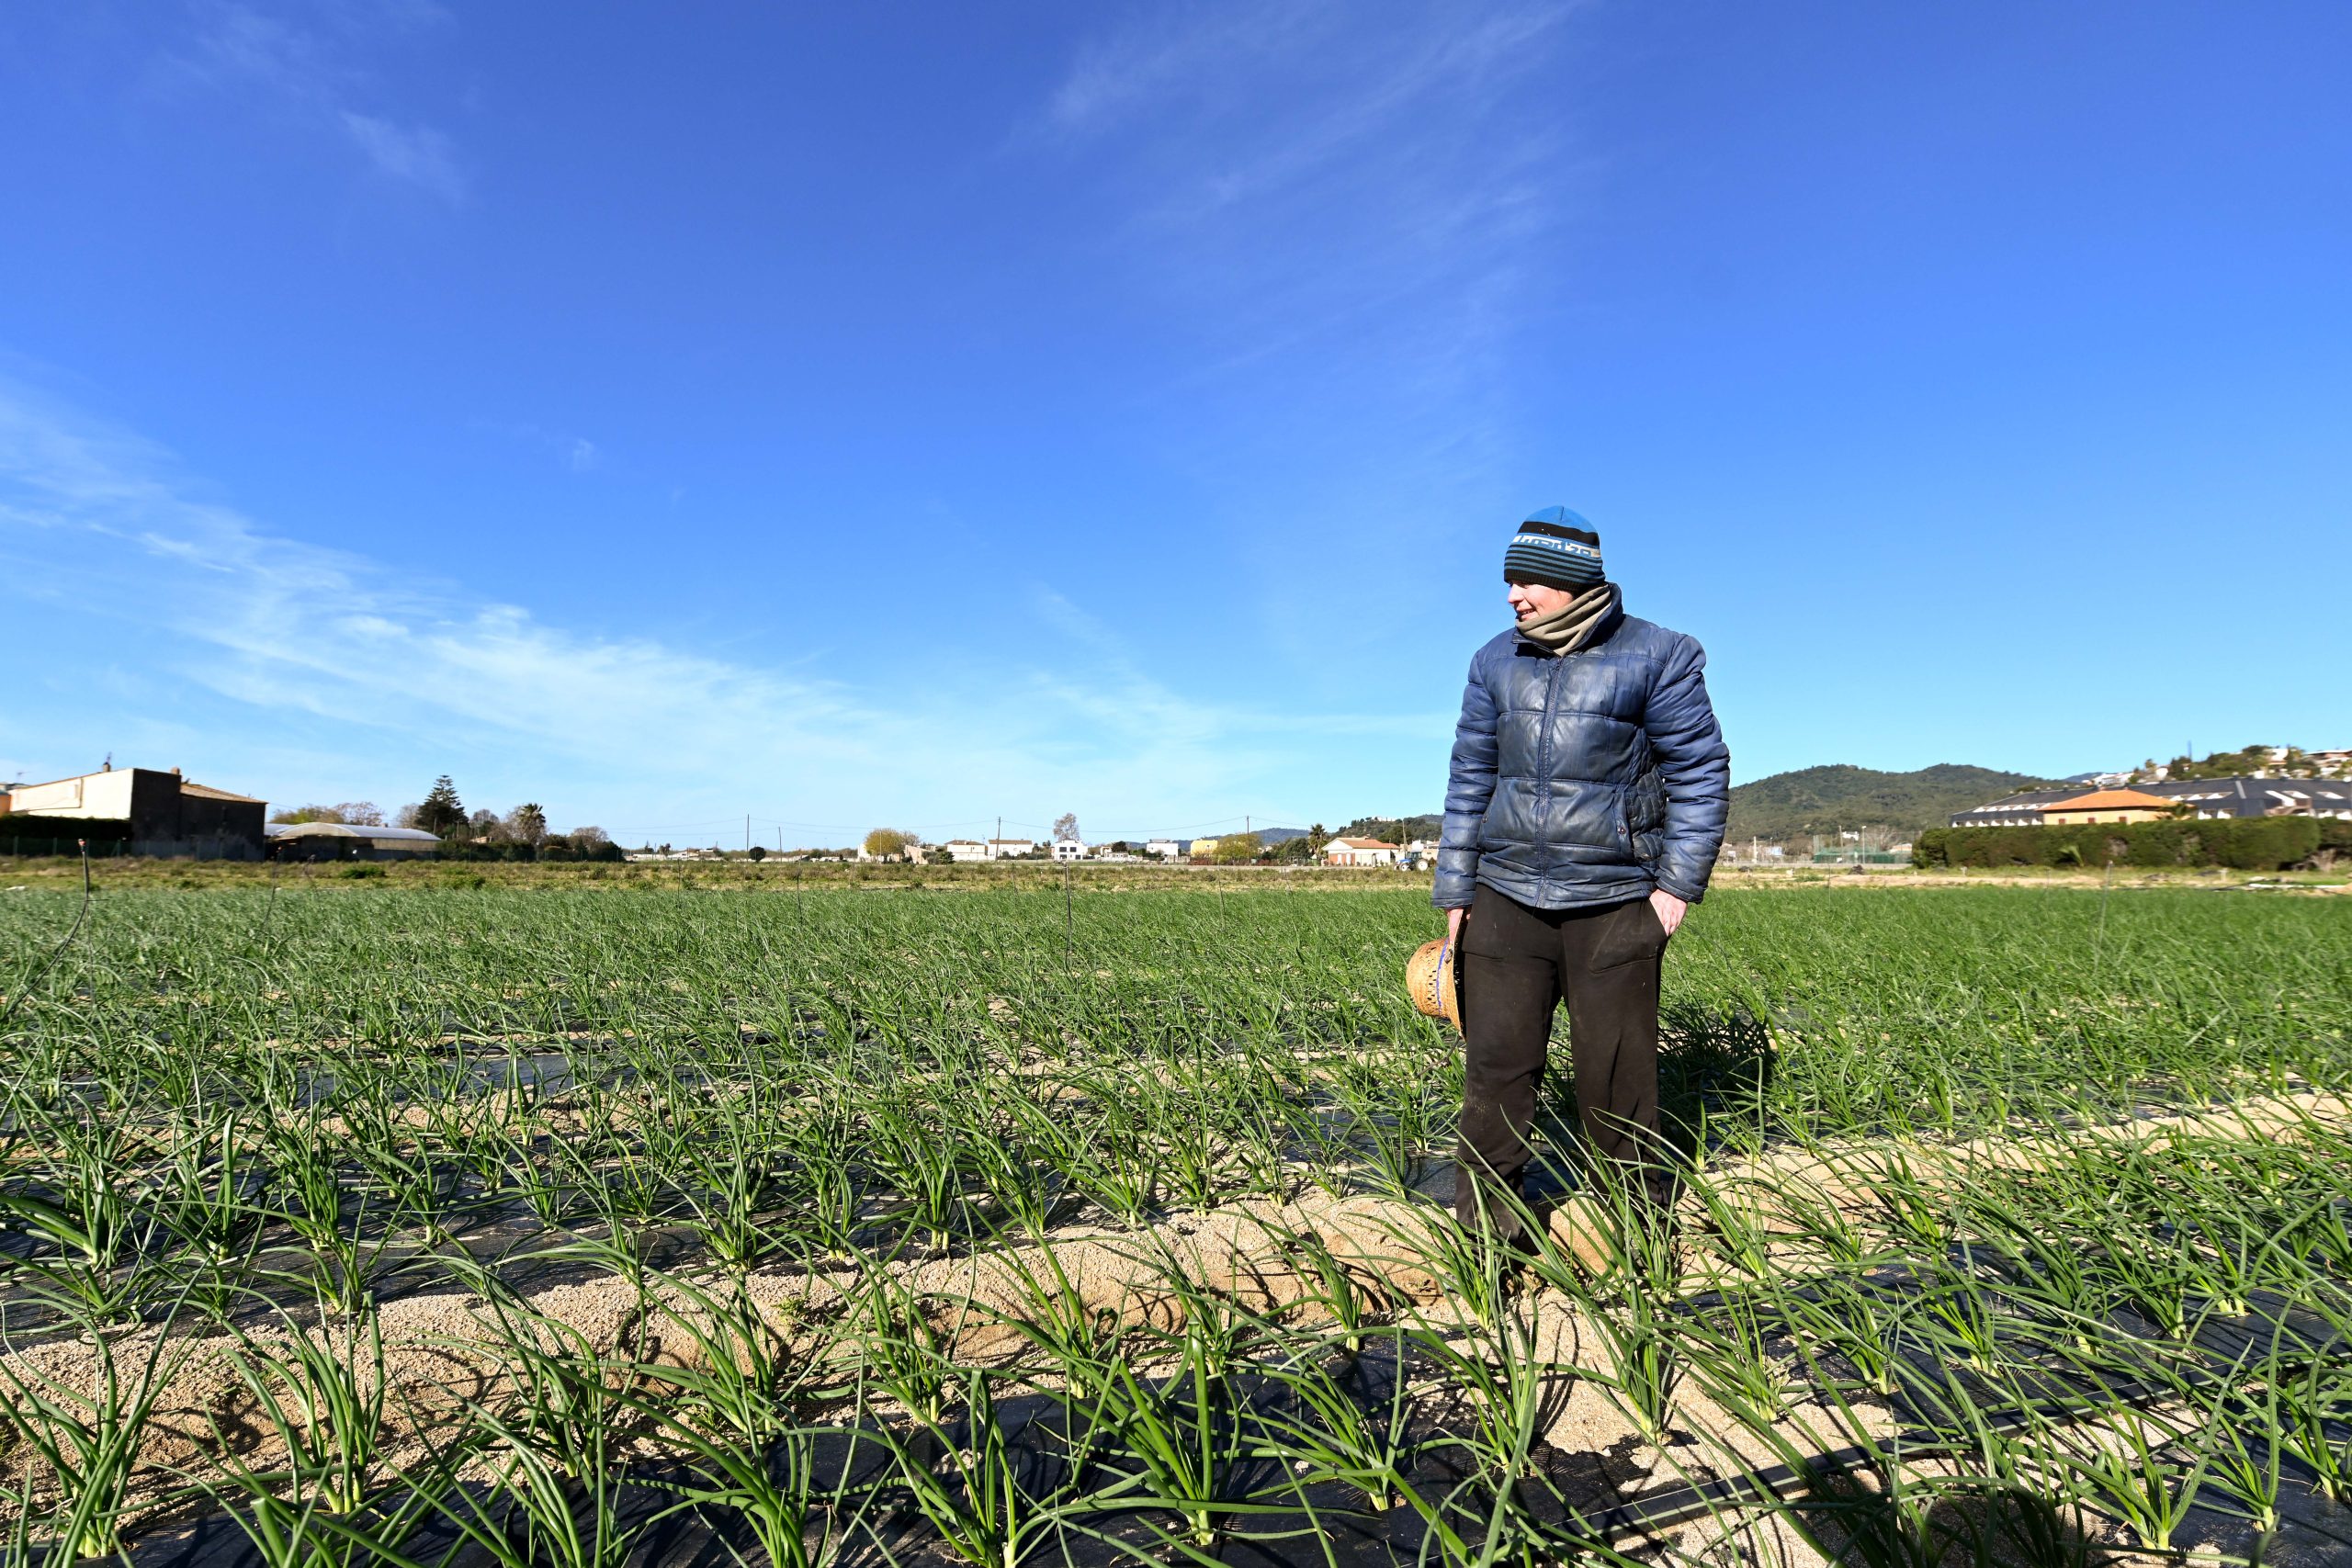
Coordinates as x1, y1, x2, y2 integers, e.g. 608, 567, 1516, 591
1453, 882, 1672, 1239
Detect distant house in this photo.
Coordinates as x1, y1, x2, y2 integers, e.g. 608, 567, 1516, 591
1948, 793, 2063, 828
1146, 839, 1184, 861
941, 840, 991, 863
1051, 840, 1087, 862
1951, 775, 2352, 827
1324, 838, 1401, 867
1188, 837, 1221, 861
1, 764, 266, 855
2039, 789, 2180, 826
988, 838, 1038, 860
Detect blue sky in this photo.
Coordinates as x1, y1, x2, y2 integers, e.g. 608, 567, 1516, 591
2, 3, 2346, 845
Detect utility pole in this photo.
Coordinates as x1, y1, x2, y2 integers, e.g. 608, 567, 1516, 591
745, 814, 751, 853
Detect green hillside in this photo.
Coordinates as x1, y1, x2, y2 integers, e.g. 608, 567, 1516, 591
1353, 765, 2050, 852
1724, 763, 2054, 844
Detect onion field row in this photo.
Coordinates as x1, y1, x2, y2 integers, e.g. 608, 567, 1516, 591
0, 884, 2346, 1566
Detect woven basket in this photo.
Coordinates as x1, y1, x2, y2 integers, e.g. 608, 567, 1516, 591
1405, 937, 1462, 1032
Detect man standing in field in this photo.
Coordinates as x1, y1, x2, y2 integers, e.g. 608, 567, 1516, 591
1435, 505, 1729, 1245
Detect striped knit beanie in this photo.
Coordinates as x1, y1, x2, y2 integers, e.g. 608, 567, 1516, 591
1503, 505, 1604, 591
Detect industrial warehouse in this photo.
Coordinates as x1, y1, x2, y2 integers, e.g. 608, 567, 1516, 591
0, 763, 267, 858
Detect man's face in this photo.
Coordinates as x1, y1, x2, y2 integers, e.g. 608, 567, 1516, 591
1507, 580, 1577, 622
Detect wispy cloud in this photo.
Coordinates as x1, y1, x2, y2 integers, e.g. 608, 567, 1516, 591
476, 421, 603, 473
184, 3, 334, 96
0, 383, 1429, 833
338, 110, 467, 201
1041, 0, 1573, 395
1047, 5, 1328, 135
174, 2, 468, 201
1035, 0, 1582, 665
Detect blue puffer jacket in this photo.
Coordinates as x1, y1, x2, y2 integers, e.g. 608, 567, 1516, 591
1433, 600, 1729, 911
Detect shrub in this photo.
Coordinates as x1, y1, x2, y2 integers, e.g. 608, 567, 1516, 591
1915, 817, 2325, 871
441, 841, 542, 863
1211, 832, 1263, 864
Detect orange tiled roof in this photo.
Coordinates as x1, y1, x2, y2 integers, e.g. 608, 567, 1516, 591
2043, 788, 2177, 812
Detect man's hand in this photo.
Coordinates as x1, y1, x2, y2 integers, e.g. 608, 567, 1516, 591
1446, 905, 1468, 948
1648, 889, 1688, 939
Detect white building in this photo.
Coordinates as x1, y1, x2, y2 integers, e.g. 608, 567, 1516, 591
988, 838, 1037, 860
1324, 837, 1401, 867
1147, 839, 1184, 861
941, 840, 991, 863
1051, 839, 1087, 862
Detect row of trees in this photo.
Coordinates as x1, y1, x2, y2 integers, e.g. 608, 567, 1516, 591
268, 802, 388, 826
1336, 814, 1441, 843
1917, 817, 2349, 871
275, 777, 616, 859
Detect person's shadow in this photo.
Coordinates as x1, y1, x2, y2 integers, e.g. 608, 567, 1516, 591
1657, 998, 1779, 1161
1520, 1000, 1777, 1213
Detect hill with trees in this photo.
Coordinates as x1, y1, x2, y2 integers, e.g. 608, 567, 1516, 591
1335, 814, 1442, 844
1724, 763, 2056, 844
1322, 767, 2051, 855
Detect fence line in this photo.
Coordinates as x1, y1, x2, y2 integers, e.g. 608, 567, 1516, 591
0, 835, 263, 863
